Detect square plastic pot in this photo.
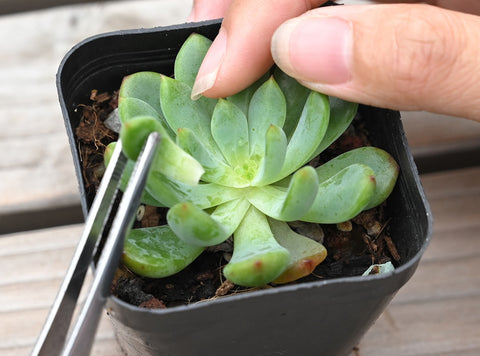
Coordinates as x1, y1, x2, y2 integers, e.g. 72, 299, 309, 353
58, 20, 432, 356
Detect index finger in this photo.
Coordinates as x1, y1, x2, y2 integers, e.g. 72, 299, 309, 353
192, 0, 329, 99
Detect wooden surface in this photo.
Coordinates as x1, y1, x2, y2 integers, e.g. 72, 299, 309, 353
2, 167, 479, 355
1, 1, 480, 355
0, 0, 118, 15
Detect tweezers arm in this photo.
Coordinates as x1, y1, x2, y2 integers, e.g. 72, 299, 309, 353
62, 132, 160, 356
32, 141, 127, 356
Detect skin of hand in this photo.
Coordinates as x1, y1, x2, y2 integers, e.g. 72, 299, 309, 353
189, 0, 480, 121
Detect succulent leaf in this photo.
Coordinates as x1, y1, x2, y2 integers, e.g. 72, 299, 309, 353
227, 73, 270, 116
146, 171, 243, 209
248, 165, 319, 221
177, 127, 248, 187
247, 76, 286, 159
281, 91, 330, 177
118, 97, 162, 124
167, 199, 250, 247
160, 75, 219, 154
223, 206, 290, 287
301, 164, 376, 223
211, 99, 250, 166
122, 225, 204, 278
174, 33, 212, 87
311, 97, 358, 158
269, 219, 327, 284
251, 124, 287, 186
119, 71, 164, 116
273, 67, 310, 138
104, 142, 165, 207
120, 115, 204, 185
111, 33, 400, 287
315, 147, 399, 209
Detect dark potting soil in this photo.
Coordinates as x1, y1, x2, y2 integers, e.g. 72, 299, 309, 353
76, 90, 400, 309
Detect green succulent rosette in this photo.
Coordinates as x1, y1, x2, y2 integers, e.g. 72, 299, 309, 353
104, 34, 399, 287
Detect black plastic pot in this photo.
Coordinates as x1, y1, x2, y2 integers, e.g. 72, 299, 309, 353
58, 20, 432, 356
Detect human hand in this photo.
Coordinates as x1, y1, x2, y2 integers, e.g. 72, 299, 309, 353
188, 0, 480, 121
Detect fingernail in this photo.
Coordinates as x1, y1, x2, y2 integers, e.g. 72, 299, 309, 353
272, 16, 352, 85
191, 27, 227, 99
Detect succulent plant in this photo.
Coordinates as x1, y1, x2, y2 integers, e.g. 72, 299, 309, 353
104, 33, 399, 287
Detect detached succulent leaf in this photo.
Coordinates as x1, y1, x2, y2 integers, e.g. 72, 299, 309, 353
122, 225, 204, 278
223, 206, 290, 287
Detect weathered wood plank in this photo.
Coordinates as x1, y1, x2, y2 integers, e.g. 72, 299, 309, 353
354, 166, 480, 355
0, 0, 111, 15
356, 296, 480, 355
0, 224, 118, 354
1, 167, 479, 355
0, 0, 192, 232
2, 0, 480, 233
401, 111, 480, 149
0, 308, 119, 355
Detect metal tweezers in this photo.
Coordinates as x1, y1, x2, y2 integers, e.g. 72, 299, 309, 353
32, 132, 161, 356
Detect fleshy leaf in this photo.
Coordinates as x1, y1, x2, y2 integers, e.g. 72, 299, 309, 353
160, 75, 219, 155
119, 71, 163, 115
211, 99, 250, 166
118, 97, 160, 123
118, 97, 175, 138
248, 165, 319, 221
316, 147, 399, 209
167, 199, 250, 247
310, 97, 358, 158
273, 67, 310, 138
301, 164, 376, 223
251, 124, 287, 186
104, 142, 165, 207
146, 171, 242, 209
120, 115, 204, 185
247, 76, 286, 160
280, 91, 330, 177
174, 33, 212, 87
177, 127, 249, 187
269, 219, 327, 284
223, 206, 290, 287
122, 225, 204, 278
227, 73, 270, 116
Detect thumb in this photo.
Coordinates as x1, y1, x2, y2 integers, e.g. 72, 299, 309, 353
271, 4, 480, 121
